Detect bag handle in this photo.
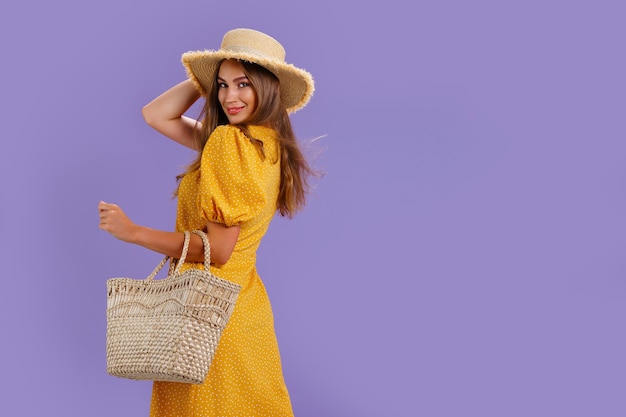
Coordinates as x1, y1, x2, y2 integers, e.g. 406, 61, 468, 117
190, 230, 212, 272
145, 230, 211, 281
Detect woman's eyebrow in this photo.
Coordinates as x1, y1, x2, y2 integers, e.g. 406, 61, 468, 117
217, 76, 249, 82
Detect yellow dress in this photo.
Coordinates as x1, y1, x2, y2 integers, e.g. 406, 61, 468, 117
150, 125, 294, 417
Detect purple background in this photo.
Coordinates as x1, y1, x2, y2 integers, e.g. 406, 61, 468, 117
1, 0, 625, 416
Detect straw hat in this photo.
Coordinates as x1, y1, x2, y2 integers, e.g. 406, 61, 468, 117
182, 28, 314, 113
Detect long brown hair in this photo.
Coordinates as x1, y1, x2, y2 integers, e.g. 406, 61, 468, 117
177, 59, 315, 218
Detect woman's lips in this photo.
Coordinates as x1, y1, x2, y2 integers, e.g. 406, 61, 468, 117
227, 106, 244, 115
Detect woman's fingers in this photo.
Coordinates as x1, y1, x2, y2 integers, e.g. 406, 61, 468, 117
98, 201, 134, 241
98, 201, 119, 212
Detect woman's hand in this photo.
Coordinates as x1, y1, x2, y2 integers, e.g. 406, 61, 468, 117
98, 201, 139, 243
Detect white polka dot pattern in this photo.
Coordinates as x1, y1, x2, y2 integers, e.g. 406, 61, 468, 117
149, 125, 294, 416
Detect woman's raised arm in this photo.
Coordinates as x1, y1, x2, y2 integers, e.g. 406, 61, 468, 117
142, 79, 203, 150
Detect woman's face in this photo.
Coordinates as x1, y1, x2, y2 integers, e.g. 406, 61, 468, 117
217, 59, 258, 124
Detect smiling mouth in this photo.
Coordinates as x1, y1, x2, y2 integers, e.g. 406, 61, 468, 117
227, 106, 244, 115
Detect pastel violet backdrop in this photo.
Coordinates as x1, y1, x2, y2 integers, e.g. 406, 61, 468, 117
1, 0, 625, 416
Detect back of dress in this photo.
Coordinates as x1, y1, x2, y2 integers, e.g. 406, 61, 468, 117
151, 123, 294, 417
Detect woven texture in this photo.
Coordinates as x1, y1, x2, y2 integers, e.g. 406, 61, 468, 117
181, 28, 314, 113
106, 230, 241, 384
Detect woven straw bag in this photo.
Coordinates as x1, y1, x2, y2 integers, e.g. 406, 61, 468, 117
106, 230, 241, 384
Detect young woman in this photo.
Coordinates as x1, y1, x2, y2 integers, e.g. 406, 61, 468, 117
98, 28, 315, 416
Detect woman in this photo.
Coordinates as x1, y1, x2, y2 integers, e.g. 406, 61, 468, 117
98, 28, 315, 416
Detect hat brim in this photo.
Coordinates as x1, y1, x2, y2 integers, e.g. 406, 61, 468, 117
182, 50, 314, 113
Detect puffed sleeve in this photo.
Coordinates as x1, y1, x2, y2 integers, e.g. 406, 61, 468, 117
198, 125, 268, 226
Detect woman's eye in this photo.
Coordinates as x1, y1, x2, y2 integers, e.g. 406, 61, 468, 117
217, 82, 227, 88
238, 82, 250, 88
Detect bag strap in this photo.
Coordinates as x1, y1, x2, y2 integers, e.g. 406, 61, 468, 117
144, 230, 211, 281
145, 231, 192, 281
190, 230, 212, 272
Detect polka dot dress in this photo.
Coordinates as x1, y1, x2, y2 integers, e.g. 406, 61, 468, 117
150, 125, 294, 416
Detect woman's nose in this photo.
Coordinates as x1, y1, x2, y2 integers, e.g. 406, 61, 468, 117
225, 87, 238, 101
